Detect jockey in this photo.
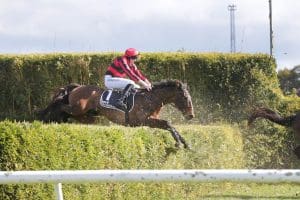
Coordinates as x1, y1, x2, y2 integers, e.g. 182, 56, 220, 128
104, 48, 152, 110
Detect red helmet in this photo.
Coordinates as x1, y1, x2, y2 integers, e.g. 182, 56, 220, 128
124, 48, 139, 58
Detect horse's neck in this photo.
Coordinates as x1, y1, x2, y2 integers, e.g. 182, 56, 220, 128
152, 87, 175, 105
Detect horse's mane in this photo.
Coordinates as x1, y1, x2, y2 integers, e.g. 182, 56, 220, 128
152, 80, 186, 90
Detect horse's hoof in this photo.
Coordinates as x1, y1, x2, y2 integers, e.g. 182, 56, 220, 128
184, 143, 192, 150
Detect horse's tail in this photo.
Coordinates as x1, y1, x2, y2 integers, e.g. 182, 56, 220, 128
36, 83, 81, 122
248, 107, 296, 127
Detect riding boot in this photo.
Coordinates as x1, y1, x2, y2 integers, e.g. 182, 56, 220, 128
115, 84, 134, 111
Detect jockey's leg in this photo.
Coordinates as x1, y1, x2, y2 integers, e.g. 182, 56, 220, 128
104, 75, 140, 89
104, 76, 138, 111
115, 84, 135, 111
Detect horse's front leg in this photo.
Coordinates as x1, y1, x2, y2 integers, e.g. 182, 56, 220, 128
145, 118, 190, 149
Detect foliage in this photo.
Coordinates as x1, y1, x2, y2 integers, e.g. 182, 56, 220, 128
0, 121, 245, 199
0, 52, 279, 123
277, 65, 300, 95
241, 122, 299, 168
1, 121, 300, 199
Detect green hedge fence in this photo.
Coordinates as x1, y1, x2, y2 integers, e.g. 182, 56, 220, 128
0, 52, 282, 123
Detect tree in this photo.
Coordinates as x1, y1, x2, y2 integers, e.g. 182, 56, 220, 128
277, 65, 300, 95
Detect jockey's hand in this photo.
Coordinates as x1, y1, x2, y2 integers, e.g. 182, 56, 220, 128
145, 79, 153, 91
145, 79, 152, 89
145, 83, 152, 91
138, 80, 152, 91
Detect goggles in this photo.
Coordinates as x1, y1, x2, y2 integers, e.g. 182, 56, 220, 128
130, 56, 138, 60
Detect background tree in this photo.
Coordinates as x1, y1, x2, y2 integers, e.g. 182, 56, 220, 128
277, 65, 300, 95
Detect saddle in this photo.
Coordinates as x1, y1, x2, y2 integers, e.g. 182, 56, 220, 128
99, 89, 136, 112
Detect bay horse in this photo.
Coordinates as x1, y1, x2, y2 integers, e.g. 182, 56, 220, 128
248, 107, 300, 158
37, 80, 195, 149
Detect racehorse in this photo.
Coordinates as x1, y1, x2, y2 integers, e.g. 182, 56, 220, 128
37, 80, 195, 149
248, 107, 300, 158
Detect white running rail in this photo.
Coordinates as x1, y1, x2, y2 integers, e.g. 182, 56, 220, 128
1, 169, 300, 200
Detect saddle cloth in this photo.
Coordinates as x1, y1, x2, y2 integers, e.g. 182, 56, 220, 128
99, 89, 136, 112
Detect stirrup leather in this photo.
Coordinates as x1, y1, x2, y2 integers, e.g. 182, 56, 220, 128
115, 99, 127, 110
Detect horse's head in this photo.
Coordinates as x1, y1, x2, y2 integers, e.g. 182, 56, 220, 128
173, 81, 195, 120
153, 80, 194, 120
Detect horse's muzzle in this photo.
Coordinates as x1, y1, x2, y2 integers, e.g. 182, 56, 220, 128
185, 114, 194, 120
184, 107, 194, 120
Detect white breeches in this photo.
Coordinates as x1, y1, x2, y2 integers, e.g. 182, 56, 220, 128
104, 75, 140, 89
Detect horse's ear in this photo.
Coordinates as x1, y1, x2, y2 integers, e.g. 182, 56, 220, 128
182, 82, 189, 90
175, 80, 184, 87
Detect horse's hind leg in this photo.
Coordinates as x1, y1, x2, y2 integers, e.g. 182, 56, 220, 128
145, 118, 190, 149
60, 104, 98, 124
60, 104, 84, 116
45, 102, 72, 123
36, 101, 66, 123
74, 115, 97, 124
36, 103, 56, 122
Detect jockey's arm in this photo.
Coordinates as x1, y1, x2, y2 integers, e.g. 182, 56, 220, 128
131, 65, 152, 88
144, 79, 152, 87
